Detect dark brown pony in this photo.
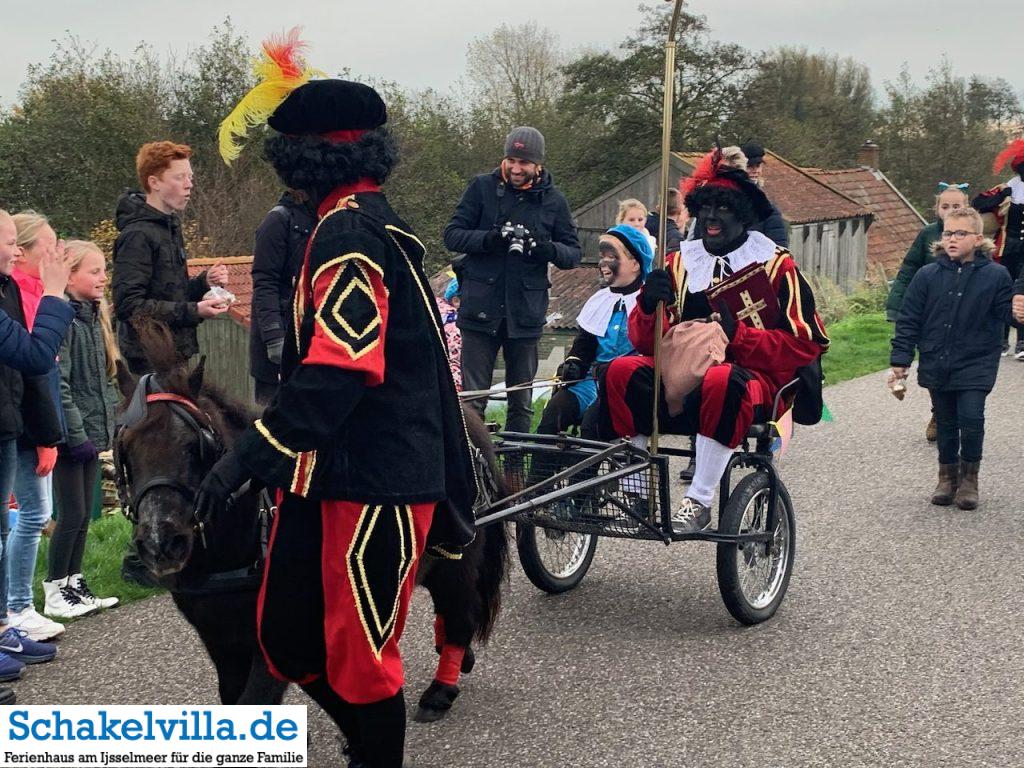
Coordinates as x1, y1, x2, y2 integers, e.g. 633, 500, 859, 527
115, 321, 508, 718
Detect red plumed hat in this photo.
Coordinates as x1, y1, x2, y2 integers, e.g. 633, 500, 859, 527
679, 147, 741, 199
993, 139, 1024, 174
679, 147, 773, 220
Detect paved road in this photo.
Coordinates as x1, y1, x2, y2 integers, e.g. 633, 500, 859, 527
15, 361, 1024, 767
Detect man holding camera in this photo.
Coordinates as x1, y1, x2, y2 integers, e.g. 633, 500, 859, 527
444, 126, 581, 431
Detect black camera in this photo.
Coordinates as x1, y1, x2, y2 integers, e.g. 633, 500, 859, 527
500, 221, 536, 256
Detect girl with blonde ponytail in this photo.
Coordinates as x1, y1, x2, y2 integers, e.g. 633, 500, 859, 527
43, 240, 120, 619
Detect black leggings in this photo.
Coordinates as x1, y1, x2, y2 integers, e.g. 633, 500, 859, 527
49, 457, 98, 581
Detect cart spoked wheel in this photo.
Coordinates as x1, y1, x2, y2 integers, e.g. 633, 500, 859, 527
516, 507, 597, 594
715, 472, 796, 625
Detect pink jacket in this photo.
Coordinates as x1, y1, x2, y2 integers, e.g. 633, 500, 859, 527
12, 268, 43, 329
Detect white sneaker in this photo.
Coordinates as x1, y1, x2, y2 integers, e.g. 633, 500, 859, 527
1015, 349, 1024, 361
671, 497, 712, 534
42, 578, 97, 619
68, 574, 119, 610
6, 607, 64, 642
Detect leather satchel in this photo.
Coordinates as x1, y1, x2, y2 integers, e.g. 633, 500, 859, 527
660, 320, 729, 417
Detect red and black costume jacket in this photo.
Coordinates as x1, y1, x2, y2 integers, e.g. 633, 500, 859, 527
235, 185, 479, 556
629, 246, 830, 398
973, 183, 1023, 262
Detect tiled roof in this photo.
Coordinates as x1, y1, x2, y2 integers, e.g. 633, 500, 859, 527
675, 150, 871, 224
804, 167, 927, 275
186, 256, 253, 328
548, 265, 601, 330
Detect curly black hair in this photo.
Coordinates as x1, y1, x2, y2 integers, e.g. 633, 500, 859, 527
262, 127, 399, 201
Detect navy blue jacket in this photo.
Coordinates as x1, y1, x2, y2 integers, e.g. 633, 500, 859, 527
750, 201, 789, 247
0, 296, 73, 376
891, 248, 1019, 392
443, 168, 581, 338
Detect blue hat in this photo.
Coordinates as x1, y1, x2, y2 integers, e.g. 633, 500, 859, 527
603, 224, 654, 277
443, 278, 460, 302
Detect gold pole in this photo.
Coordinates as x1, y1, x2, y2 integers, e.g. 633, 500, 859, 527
650, 0, 685, 459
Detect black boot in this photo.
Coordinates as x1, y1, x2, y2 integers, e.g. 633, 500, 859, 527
353, 690, 408, 768
0, 687, 15, 705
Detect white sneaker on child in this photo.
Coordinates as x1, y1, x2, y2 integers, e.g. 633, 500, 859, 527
69, 574, 119, 610
7, 607, 65, 642
42, 578, 96, 619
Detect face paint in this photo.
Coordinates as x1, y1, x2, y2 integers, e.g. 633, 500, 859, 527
697, 203, 745, 254
598, 242, 620, 287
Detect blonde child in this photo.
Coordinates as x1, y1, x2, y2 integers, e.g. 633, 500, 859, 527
43, 241, 120, 618
890, 207, 1021, 510
616, 199, 657, 253
885, 183, 970, 442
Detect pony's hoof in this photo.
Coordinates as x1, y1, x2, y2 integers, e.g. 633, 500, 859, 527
413, 680, 459, 723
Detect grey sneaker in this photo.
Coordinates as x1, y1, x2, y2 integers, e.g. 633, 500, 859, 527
671, 497, 712, 534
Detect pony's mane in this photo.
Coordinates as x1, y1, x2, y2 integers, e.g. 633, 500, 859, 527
130, 318, 256, 440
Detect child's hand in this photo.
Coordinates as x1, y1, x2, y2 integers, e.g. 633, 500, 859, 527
1013, 295, 1024, 323
888, 367, 908, 400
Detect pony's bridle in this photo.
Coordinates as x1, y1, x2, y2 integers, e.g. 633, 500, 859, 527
113, 374, 223, 548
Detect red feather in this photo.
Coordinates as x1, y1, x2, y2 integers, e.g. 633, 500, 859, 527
262, 27, 306, 80
679, 147, 721, 198
993, 139, 1024, 174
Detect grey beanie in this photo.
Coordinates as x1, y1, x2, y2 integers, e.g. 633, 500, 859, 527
504, 126, 545, 164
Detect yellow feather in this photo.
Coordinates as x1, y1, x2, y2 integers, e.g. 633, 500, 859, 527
218, 42, 324, 164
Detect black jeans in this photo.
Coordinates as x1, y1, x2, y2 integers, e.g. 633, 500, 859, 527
461, 327, 539, 433
928, 389, 987, 464
49, 456, 99, 580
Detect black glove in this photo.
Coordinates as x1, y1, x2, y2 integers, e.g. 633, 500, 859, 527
64, 439, 98, 464
559, 357, 585, 382
713, 299, 738, 342
266, 338, 284, 366
638, 269, 674, 314
195, 450, 252, 523
526, 241, 556, 264
483, 229, 504, 251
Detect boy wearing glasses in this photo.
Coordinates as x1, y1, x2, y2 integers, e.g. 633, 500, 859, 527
890, 207, 1022, 510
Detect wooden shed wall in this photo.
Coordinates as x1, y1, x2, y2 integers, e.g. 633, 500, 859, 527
789, 216, 869, 291
574, 160, 688, 262
197, 317, 256, 406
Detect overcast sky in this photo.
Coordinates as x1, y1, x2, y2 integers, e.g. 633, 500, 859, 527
4, 1, 1022, 107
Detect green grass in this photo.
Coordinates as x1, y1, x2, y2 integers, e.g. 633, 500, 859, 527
33, 514, 162, 617
821, 311, 891, 386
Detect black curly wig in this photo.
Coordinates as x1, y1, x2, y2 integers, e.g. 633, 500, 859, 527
262, 127, 399, 202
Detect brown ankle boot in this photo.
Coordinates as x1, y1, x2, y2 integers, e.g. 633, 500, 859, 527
931, 463, 959, 505
925, 416, 938, 443
954, 461, 980, 510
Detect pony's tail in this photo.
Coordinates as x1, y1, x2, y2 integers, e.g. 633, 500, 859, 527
473, 512, 509, 645
460, 405, 510, 645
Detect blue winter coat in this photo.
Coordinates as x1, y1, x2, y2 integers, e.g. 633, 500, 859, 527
0, 296, 73, 376
891, 247, 1019, 392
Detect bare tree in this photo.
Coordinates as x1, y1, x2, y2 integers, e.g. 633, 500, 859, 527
465, 22, 563, 128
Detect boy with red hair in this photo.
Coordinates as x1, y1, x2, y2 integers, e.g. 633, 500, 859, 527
112, 141, 229, 375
